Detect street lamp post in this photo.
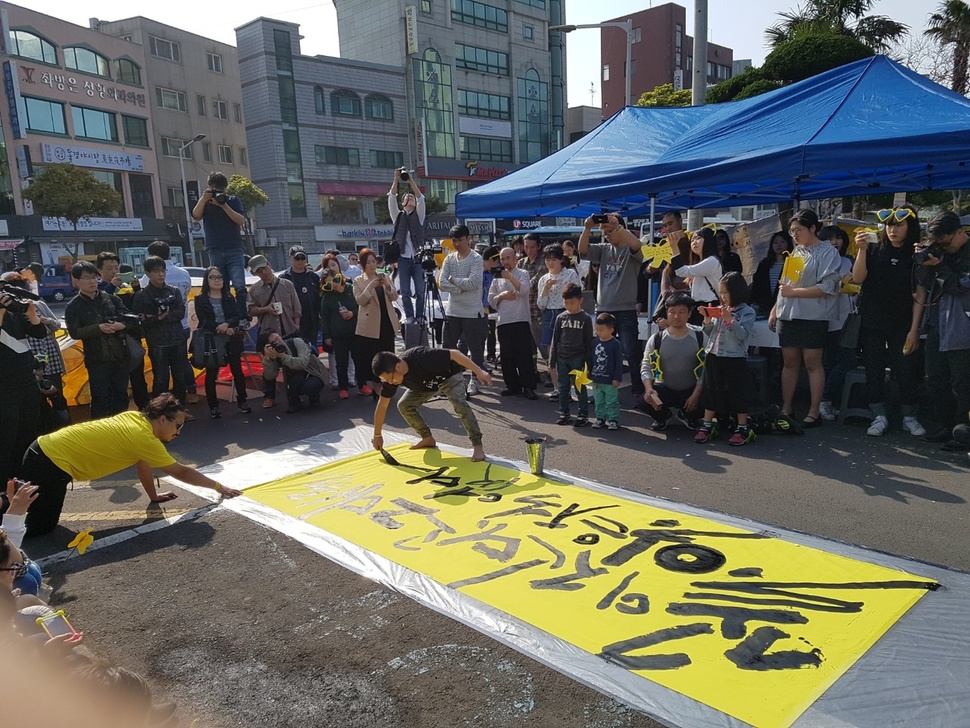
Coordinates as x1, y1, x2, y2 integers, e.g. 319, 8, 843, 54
549, 20, 634, 108
179, 133, 206, 259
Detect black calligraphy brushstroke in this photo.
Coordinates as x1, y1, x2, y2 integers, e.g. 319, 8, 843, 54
729, 567, 763, 578
580, 514, 630, 539
528, 535, 567, 569
666, 603, 808, 640
536, 502, 622, 530
599, 623, 714, 670
530, 550, 608, 591
465, 462, 497, 485
597, 571, 641, 611
370, 497, 446, 531
477, 493, 502, 503
654, 544, 726, 574
682, 591, 863, 613
405, 467, 462, 488
692, 579, 937, 592
602, 528, 767, 568
651, 519, 680, 527
447, 559, 548, 589
616, 592, 650, 615
425, 485, 477, 500
724, 626, 823, 671
437, 523, 520, 562
574, 533, 600, 545
485, 494, 563, 520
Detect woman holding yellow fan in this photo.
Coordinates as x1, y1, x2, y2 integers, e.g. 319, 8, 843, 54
768, 210, 843, 428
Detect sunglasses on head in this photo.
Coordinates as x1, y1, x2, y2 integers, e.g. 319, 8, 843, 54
876, 208, 916, 224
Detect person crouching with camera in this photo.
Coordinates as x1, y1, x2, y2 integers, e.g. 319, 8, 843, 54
132, 256, 189, 407
64, 261, 136, 419
257, 331, 327, 414
0, 280, 46, 485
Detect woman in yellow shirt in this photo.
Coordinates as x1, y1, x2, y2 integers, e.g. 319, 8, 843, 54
17, 393, 242, 536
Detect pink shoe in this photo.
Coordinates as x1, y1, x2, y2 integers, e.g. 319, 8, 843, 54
339, 389, 349, 400
360, 384, 373, 396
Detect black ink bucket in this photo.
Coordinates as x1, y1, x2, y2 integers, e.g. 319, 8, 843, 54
525, 437, 546, 476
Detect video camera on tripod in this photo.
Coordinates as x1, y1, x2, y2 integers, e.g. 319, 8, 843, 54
418, 241, 443, 273
0, 282, 42, 313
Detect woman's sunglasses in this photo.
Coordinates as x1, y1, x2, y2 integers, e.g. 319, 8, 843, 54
876, 208, 916, 224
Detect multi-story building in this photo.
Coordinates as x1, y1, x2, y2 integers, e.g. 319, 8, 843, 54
333, 0, 567, 213
90, 15, 250, 265
566, 105, 601, 144
235, 18, 410, 254
0, 1, 166, 267
600, 2, 733, 118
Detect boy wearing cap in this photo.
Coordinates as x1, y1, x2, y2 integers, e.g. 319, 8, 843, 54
280, 245, 321, 344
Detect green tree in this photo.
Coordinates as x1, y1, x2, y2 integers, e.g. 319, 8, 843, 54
425, 195, 449, 217
226, 174, 269, 251
21, 163, 123, 261
762, 33, 874, 82
926, 0, 970, 94
765, 0, 909, 53
635, 83, 692, 108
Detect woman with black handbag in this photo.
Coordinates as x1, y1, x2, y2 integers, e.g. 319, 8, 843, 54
193, 266, 252, 419
851, 206, 925, 438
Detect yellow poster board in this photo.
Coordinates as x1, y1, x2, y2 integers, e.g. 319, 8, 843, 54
246, 445, 934, 728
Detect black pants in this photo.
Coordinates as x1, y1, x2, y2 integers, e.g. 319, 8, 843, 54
330, 335, 354, 390
0, 379, 41, 485
497, 321, 536, 392
20, 440, 73, 537
204, 340, 248, 407
860, 325, 919, 408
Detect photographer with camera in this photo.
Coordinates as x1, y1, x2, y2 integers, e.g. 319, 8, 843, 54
579, 213, 647, 406
388, 168, 427, 324
916, 211, 970, 450
132, 256, 190, 408
64, 261, 136, 419
192, 172, 249, 328
0, 278, 45, 485
247, 255, 302, 409
257, 331, 327, 414
438, 224, 486, 396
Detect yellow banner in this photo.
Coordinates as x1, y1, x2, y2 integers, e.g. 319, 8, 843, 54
246, 446, 934, 727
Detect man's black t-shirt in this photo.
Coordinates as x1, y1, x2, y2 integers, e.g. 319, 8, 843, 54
380, 347, 463, 398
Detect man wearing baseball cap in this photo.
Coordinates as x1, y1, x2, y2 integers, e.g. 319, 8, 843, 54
280, 245, 320, 344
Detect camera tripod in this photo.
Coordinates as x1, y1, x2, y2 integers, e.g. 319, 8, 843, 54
421, 268, 446, 346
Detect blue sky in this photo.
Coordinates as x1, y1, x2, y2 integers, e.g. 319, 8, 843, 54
19, 0, 941, 106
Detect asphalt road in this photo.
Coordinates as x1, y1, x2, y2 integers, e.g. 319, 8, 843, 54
23, 367, 970, 727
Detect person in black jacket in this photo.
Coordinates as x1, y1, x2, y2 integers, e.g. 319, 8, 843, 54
192, 266, 252, 419
132, 256, 188, 405
0, 285, 46, 484
715, 229, 743, 275
64, 261, 135, 418
750, 231, 793, 315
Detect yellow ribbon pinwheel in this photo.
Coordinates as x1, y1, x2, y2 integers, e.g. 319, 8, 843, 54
641, 239, 675, 269
569, 366, 592, 393
67, 528, 95, 556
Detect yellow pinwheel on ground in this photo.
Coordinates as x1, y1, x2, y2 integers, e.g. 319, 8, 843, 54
67, 528, 95, 556
569, 366, 592, 393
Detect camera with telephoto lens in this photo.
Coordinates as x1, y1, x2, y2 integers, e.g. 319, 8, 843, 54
104, 312, 141, 326
398, 167, 410, 182
913, 244, 944, 265
154, 294, 179, 313
418, 241, 442, 273
208, 188, 229, 204
0, 282, 41, 313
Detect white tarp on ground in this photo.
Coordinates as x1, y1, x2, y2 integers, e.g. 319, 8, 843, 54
168, 427, 970, 728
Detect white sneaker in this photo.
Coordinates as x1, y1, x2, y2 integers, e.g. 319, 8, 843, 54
467, 379, 480, 396
818, 401, 836, 421
902, 416, 926, 437
867, 415, 889, 437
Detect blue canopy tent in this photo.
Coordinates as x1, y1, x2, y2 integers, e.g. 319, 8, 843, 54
456, 56, 970, 219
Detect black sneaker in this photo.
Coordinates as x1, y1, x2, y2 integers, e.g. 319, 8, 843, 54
675, 409, 699, 430
210, 407, 222, 419
922, 427, 951, 443
556, 413, 572, 425
237, 400, 252, 414
500, 388, 521, 397
651, 418, 668, 432
523, 389, 538, 400
573, 415, 589, 428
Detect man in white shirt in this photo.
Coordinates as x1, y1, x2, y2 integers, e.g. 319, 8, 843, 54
388, 168, 427, 323
438, 224, 485, 395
